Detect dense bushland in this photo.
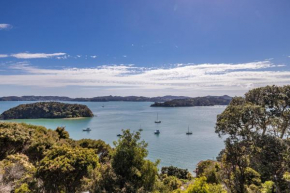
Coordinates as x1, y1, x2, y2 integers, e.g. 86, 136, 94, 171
0, 102, 94, 119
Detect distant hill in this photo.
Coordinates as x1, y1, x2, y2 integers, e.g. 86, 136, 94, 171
0, 102, 94, 119
0, 96, 72, 101
0, 95, 190, 102
150, 95, 232, 107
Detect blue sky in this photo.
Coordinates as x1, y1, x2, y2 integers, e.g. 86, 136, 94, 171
1, 0, 290, 97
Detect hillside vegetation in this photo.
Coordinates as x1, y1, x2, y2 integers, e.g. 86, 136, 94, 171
0, 102, 94, 119
151, 95, 231, 107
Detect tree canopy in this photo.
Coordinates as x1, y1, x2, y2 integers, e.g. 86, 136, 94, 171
215, 85, 290, 192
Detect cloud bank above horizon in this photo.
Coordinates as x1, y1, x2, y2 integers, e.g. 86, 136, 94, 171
0, 60, 289, 97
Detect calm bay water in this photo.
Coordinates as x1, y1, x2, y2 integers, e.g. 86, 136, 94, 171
0, 101, 226, 173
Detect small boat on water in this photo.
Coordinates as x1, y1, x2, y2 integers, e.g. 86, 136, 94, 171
186, 126, 192, 135
83, 128, 91, 132
117, 134, 122, 137
154, 130, 160, 134
139, 125, 143, 132
155, 113, 161, 123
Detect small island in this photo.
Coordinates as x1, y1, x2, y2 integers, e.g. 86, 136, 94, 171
151, 95, 232, 107
0, 102, 94, 120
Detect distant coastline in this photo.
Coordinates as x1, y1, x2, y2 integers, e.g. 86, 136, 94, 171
0, 95, 190, 102
151, 95, 232, 107
0, 95, 232, 104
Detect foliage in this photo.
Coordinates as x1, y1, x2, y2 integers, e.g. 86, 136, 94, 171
283, 172, 290, 182
111, 129, 159, 192
208, 183, 227, 193
0, 154, 36, 192
216, 85, 290, 139
185, 176, 209, 193
14, 183, 30, 193
55, 127, 69, 139
215, 85, 290, 192
26, 127, 60, 162
161, 166, 192, 180
196, 160, 220, 184
0, 102, 94, 119
244, 167, 261, 186
162, 175, 183, 191
77, 138, 112, 163
83, 163, 119, 193
36, 146, 99, 192
249, 135, 289, 187
0, 122, 169, 193
183, 177, 226, 193
0, 122, 33, 159
0, 122, 66, 161
261, 181, 275, 193
152, 179, 172, 193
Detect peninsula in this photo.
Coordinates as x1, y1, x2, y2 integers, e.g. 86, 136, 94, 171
0, 102, 94, 120
151, 95, 232, 107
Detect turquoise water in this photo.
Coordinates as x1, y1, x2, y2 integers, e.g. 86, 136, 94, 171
0, 101, 226, 173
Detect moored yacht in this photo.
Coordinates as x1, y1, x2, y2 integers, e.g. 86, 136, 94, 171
155, 113, 161, 123
154, 130, 160, 134
83, 127, 91, 131
186, 126, 192, 135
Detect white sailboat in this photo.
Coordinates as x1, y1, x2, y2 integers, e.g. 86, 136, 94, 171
186, 125, 192, 135
155, 113, 161, 123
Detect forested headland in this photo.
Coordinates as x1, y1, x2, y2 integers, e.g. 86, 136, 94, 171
0, 85, 290, 193
151, 95, 231, 107
0, 102, 94, 120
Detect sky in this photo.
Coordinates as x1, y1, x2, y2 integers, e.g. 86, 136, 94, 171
0, 0, 290, 97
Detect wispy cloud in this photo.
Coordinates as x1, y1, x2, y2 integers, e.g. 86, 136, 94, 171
0, 24, 12, 30
0, 61, 289, 96
91, 55, 97, 59
0, 54, 8, 58
11, 52, 66, 59
56, 55, 69, 59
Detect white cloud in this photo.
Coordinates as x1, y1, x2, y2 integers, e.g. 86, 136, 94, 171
56, 55, 68, 59
91, 55, 97, 59
11, 52, 66, 59
0, 54, 8, 58
123, 55, 127, 58
1, 61, 289, 96
0, 24, 12, 30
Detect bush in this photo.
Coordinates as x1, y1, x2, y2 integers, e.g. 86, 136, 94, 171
161, 166, 192, 180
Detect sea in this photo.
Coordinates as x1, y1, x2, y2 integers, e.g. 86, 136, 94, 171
0, 101, 226, 173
